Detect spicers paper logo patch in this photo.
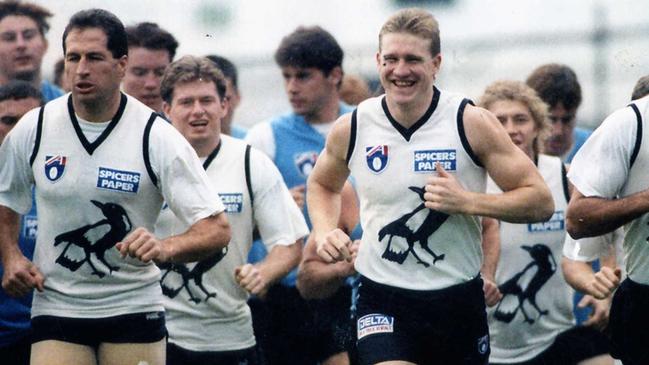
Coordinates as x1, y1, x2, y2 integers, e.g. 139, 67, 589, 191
96, 167, 141, 194
413, 149, 456, 172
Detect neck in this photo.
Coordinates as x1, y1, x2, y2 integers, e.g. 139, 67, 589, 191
194, 136, 221, 158
385, 88, 434, 128
303, 93, 340, 125
74, 91, 122, 123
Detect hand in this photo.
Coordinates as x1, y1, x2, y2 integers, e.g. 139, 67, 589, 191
2, 253, 44, 297
116, 227, 168, 263
482, 277, 502, 307
579, 294, 611, 331
586, 267, 621, 300
316, 228, 352, 263
290, 185, 306, 209
337, 240, 360, 278
235, 263, 268, 297
423, 163, 470, 214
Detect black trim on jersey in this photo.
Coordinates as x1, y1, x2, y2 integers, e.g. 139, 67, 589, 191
457, 98, 482, 167
29, 106, 45, 166
561, 163, 571, 202
143, 112, 159, 187
629, 103, 643, 169
245, 144, 254, 206
381, 86, 440, 142
346, 109, 358, 165
67, 93, 127, 155
202, 141, 222, 170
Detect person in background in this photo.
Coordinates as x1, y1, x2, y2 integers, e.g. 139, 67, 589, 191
480, 80, 613, 365
157, 55, 308, 365
339, 74, 371, 106
631, 75, 649, 101
245, 25, 357, 365
206, 54, 248, 139
0, 0, 62, 101
0, 80, 42, 365
122, 22, 178, 113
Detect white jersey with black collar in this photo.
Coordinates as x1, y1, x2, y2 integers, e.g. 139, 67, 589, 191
487, 154, 574, 363
0, 93, 223, 319
569, 95, 649, 285
347, 88, 486, 291
155, 134, 309, 352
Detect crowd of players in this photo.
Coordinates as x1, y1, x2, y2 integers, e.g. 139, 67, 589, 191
1, 1, 649, 365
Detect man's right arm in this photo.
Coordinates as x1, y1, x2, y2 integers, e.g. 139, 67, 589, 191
306, 114, 352, 263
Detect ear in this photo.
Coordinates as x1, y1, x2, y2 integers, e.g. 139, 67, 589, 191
432, 54, 442, 74
375, 51, 381, 69
328, 66, 343, 86
162, 101, 172, 119
116, 55, 128, 78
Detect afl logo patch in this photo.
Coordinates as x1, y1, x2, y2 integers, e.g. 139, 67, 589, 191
294, 151, 319, 177
366, 145, 389, 174
44, 155, 67, 182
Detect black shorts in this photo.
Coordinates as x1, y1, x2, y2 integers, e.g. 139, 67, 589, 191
490, 325, 610, 365
356, 276, 489, 365
609, 278, 649, 365
167, 342, 259, 365
31, 311, 166, 348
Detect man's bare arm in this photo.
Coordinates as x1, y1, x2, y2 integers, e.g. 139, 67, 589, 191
427, 105, 553, 223
567, 188, 649, 239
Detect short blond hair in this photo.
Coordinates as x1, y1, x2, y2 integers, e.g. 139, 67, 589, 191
379, 8, 440, 57
479, 80, 550, 156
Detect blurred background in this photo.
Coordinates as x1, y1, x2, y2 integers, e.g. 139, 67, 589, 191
35, 0, 649, 130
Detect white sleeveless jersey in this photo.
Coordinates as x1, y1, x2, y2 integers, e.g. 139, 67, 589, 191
487, 154, 574, 363
348, 88, 486, 290
569, 95, 649, 284
155, 135, 308, 352
0, 93, 223, 318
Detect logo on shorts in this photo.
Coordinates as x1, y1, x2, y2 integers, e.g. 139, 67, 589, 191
357, 313, 394, 339
413, 149, 456, 173
295, 151, 319, 177
44, 155, 67, 182
366, 145, 389, 174
528, 211, 564, 232
96, 167, 140, 194
219, 193, 243, 213
477, 334, 489, 355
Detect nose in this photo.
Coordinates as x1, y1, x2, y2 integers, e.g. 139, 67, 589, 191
393, 59, 410, 76
144, 73, 159, 90
285, 77, 299, 95
15, 34, 27, 49
76, 57, 90, 77
191, 100, 205, 116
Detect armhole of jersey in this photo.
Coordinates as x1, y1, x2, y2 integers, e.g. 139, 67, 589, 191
457, 98, 483, 167
143, 112, 158, 187
629, 103, 643, 169
245, 144, 254, 207
561, 162, 570, 203
345, 108, 358, 166
29, 106, 45, 166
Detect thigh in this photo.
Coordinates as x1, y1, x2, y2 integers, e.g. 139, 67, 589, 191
537, 326, 610, 364
98, 339, 165, 365
31, 340, 97, 365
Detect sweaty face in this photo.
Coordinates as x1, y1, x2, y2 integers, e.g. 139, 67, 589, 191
0, 15, 47, 81
488, 99, 538, 159
544, 103, 576, 157
377, 32, 440, 107
0, 96, 40, 144
64, 27, 126, 109
281, 66, 337, 119
122, 47, 171, 112
163, 80, 226, 154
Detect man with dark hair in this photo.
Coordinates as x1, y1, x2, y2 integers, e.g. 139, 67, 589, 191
123, 22, 178, 113
245, 25, 357, 365
206, 54, 247, 138
526, 63, 590, 163
0, 9, 231, 365
0, 79, 41, 365
0, 0, 62, 101
156, 55, 307, 365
